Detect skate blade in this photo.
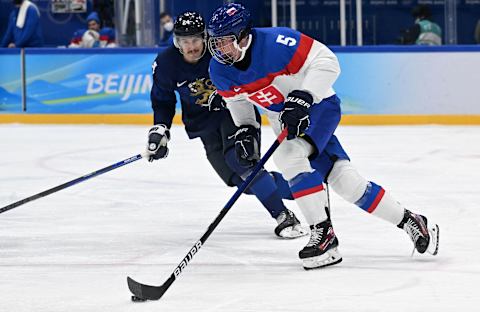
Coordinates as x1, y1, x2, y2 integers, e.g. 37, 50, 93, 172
278, 225, 309, 239
302, 247, 342, 270
427, 223, 439, 255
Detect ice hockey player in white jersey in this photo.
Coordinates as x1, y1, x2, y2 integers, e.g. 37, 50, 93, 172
207, 3, 439, 270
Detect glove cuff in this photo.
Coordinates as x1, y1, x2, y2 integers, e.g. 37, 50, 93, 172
234, 125, 258, 139
286, 90, 313, 109
149, 124, 171, 141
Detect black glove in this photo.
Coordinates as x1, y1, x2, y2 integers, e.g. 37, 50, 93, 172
279, 90, 313, 140
146, 124, 171, 162
233, 125, 260, 168
203, 90, 226, 112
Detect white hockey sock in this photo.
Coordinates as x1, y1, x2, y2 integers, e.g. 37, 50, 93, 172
295, 189, 329, 225
369, 190, 404, 225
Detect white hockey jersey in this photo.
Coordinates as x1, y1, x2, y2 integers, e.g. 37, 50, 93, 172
209, 27, 340, 128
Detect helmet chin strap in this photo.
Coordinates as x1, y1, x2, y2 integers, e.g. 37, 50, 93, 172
233, 34, 252, 63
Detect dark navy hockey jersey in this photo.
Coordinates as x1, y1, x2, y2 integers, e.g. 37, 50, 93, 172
151, 46, 225, 139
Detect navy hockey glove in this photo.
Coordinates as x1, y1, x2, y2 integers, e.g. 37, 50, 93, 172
203, 90, 226, 112
279, 90, 313, 140
233, 126, 260, 168
146, 124, 171, 162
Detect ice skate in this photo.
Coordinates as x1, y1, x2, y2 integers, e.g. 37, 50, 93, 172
397, 209, 439, 255
299, 219, 342, 270
274, 209, 309, 239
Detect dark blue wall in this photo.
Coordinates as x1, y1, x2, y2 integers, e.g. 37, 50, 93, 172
2, 0, 479, 46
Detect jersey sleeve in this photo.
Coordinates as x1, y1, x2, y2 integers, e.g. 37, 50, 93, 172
209, 61, 259, 128
225, 97, 260, 128
15, 7, 40, 47
151, 54, 177, 127
274, 28, 340, 103
100, 28, 117, 47
69, 29, 85, 48
299, 39, 340, 103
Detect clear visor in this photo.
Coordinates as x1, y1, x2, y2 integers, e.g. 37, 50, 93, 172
207, 35, 240, 65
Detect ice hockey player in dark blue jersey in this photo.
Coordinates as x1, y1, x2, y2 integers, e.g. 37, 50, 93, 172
207, 3, 439, 269
145, 11, 308, 239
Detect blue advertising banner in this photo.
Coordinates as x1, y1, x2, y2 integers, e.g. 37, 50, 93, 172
2, 46, 480, 121
333, 46, 480, 115
24, 48, 162, 113
0, 49, 22, 112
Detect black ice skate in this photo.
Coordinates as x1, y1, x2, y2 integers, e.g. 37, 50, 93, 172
299, 218, 342, 270
275, 209, 308, 239
397, 209, 439, 255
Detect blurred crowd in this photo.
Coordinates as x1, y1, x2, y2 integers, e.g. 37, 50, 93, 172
1, 1, 479, 48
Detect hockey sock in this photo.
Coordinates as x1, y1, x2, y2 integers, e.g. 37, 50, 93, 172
355, 182, 404, 225
328, 160, 404, 225
230, 174, 254, 195
289, 171, 328, 225
270, 171, 294, 200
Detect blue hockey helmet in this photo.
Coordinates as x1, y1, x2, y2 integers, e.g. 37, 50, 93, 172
207, 3, 252, 39
207, 3, 253, 65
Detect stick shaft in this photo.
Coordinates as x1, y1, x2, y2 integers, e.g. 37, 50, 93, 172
0, 154, 144, 214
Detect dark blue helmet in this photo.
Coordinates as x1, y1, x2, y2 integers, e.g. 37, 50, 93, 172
207, 3, 252, 40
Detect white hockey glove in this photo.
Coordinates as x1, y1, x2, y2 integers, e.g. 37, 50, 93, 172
146, 124, 170, 162
203, 90, 226, 112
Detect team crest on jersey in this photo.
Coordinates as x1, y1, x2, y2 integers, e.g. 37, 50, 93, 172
248, 85, 284, 108
188, 78, 216, 105
226, 7, 237, 16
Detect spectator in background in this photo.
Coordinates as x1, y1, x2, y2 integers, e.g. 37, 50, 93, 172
397, 5, 442, 46
69, 11, 116, 48
159, 12, 174, 46
1, 0, 43, 48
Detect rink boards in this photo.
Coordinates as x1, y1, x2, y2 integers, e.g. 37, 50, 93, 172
1, 46, 480, 124
1, 113, 480, 125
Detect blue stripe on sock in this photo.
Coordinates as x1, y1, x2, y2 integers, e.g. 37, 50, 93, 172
289, 171, 323, 194
355, 181, 382, 211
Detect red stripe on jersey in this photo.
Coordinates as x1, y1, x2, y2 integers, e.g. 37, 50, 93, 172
292, 184, 324, 199
217, 34, 314, 98
100, 35, 109, 41
367, 188, 385, 213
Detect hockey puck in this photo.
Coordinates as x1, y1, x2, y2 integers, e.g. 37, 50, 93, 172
131, 295, 147, 302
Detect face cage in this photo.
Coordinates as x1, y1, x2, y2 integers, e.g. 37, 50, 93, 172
174, 33, 207, 61
207, 35, 240, 65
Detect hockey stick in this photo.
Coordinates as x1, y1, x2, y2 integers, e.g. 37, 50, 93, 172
127, 128, 289, 301
325, 183, 331, 219
0, 153, 147, 215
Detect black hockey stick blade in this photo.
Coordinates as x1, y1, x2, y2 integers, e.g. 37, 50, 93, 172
127, 276, 172, 301
126, 129, 288, 302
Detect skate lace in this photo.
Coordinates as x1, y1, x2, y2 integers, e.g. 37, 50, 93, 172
306, 227, 324, 247
404, 219, 422, 244
276, 210, 294, 225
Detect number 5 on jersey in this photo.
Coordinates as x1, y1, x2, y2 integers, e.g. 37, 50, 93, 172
276, 35, 297, 46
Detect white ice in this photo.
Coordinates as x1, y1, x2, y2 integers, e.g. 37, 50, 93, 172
0, 124, 479, 312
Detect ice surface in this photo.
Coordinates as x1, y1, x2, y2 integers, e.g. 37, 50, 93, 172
0, 124, 479, 312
